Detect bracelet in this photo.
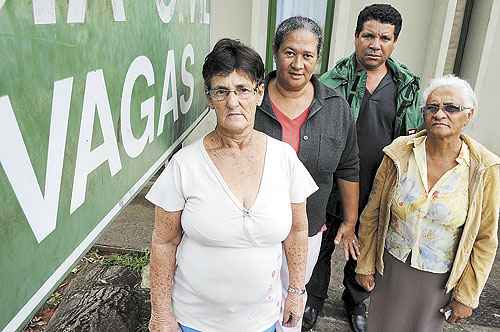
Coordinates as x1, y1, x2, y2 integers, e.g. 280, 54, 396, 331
287, 286, 306, 295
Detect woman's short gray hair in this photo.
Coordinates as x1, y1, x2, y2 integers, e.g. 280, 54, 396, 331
422, 75, 478, 110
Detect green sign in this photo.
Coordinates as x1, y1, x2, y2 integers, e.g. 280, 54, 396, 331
0, 1, 210, 330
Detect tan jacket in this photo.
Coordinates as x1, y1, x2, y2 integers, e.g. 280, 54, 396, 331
356, 130, 500, 308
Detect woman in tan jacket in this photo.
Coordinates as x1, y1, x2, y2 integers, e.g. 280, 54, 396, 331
355, 75, 500, 332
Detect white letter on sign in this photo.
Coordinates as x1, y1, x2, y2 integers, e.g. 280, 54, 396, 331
33, 0, 56, 24
0, 78, 73, 243
180, 44, 194, 115
202, 0, 210, 24
155, 0, 176, 23
121, 56, 155, 159
157, 49, 179, 136
67, 0, 86, 23
67, 0, 127, 23
71, 70, 122, 214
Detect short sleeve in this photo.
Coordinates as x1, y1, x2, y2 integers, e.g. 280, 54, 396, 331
145, 156, 185, 211
286, 146, 319, 203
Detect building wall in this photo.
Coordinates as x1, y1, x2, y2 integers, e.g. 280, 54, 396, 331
444, 0, 467, 75
462, 0, 500, 153
210, 0, 252, 47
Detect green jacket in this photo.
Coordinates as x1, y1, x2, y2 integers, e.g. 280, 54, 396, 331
320, 54, 423, 138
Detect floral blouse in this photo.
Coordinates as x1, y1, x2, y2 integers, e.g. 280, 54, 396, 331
386, 136, 469, 273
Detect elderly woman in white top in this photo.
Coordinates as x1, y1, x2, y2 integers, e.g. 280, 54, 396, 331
146, 38, 318, 332
355, 75, 499, 332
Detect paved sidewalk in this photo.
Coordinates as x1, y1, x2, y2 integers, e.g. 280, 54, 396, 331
96, 179, 500, 331
96, 178, 155, 251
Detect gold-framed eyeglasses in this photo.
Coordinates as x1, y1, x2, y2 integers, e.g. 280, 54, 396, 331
421, 103, 473, 114
205, 86, 258, 101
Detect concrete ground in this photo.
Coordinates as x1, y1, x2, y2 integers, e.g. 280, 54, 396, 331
96, 176, 500, 331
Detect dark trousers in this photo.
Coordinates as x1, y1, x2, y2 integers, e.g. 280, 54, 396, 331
305, 213, 370, 314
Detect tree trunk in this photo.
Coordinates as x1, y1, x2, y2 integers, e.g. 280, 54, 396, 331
45, 263, 142, 332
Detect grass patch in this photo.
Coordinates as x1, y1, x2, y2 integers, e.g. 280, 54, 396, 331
102, 251, 150, 272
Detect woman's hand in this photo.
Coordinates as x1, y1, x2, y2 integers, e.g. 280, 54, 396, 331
282, 292, 304, 327
149, 312, 181, 332
334, 222, 360, 260
442, 299, 473, 324
355, 273, 375, 292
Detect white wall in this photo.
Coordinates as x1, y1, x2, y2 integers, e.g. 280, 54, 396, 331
210, 0, 268, 60
210, 0, 252, 47
462, 0, 500, 154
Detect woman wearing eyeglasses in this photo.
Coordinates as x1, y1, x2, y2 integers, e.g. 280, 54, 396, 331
146, 38, 318, 332
355, 75, 500, 332
254, 16, 360, 332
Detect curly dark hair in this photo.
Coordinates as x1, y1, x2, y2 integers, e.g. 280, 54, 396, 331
355, 4, 402, 40
202, 38, 264, 89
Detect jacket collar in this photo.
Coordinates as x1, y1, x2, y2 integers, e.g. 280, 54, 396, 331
259, 70, 339, 120
412, 135, 471, 167
384, 130, 500, 169
327, 53, 419, 89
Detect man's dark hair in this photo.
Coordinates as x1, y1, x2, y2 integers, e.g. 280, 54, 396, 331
355, 4, 402, 40
202, 38, 264, 89
273, 16, 323, 56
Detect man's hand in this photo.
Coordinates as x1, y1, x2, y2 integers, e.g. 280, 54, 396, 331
442, 299, 473, 324
355, 273, 375, 292
334, 222, 360, 260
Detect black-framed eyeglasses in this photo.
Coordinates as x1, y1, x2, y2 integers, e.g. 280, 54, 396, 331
205, 86, 258, 101
421, 104, 473, 114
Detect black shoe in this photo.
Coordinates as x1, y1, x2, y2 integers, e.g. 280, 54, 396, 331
345, 303, 367, 332
301, 305, 320, 331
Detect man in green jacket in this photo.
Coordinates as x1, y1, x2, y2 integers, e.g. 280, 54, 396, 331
302, 4, 423, 332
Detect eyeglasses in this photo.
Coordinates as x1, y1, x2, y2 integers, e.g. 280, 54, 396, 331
422, 104, 472, 114
205, 86, 258, 101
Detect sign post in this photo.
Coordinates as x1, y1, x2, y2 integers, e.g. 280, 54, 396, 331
0, 1, 210, 330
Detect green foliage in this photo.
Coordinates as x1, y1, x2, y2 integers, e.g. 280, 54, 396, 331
136, 322, 149, 332
46, 291, 63, 308
102, 251, 150, 272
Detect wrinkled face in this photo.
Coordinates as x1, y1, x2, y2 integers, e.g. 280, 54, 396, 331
424, 86, 474, 139
355, 20, 397, 70
207, 70, 264, 134
274, 29, 319, 91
